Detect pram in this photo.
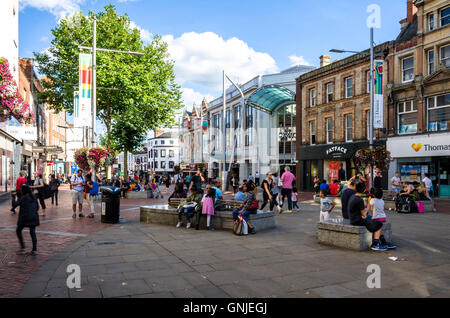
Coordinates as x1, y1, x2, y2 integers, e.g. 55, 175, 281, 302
151, 183, 164, 199
395, 195, 418, 213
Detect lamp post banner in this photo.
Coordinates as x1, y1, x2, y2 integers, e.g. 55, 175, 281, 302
78, 53, 92, 126
373, 59, 383, 129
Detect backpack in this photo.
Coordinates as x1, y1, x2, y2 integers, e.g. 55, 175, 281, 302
90, 181, 99, 195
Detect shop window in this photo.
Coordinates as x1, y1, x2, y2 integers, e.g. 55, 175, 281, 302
440, 44, 450, 68
398, 101, 417, 134
345, 77, 353, 98
428, 94, 450, 131
326, 83, 333, 103
345, 114, 353, 142
402, 56, 414, 82
326, 117, 333, 144
440, 6, 450, 27
428, 50, 435, 75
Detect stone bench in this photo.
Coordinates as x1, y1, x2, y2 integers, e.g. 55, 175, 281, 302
313, 195, 342, 207
317, 218, 392, 251
126, 190, 153, 199
140, 204, 276, 231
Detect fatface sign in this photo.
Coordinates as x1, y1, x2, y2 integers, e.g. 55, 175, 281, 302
325, 145, 348, 157
387, 134, 450, 158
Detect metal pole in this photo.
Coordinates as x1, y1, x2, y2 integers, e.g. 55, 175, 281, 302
92, 16, 97, 181
369, 27, 374, 190
222, 70, 226, 191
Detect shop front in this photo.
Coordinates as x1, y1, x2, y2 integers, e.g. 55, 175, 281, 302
387, 133, 450, 197
298, 140, 387, 191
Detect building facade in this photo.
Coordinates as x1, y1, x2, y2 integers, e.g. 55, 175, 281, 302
296, 48, 391, 191
148, 131, 180, 176
0, 0, 19, 83
206, 65, 315, 185
386, 0, 450, 197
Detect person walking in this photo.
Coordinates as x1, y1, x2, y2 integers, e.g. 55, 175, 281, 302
255, 172, 260, 187
31, 172, 46, 217
165, 175, 171, 194
281, 166, 296, 213
84, 173, 98, 218
70, 169, 85, 218
49, 174, 60, 206
271, 173, 282, 213
12, 185, 40, 256
11, 171, 27, 214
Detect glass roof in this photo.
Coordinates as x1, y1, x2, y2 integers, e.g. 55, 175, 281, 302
248, 85, 295, 114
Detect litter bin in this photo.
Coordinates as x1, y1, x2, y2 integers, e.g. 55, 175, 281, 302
101, 186, 121, 224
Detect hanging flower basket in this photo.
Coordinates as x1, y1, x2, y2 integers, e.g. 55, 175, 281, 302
75, 147, 116, 171
0, 58, 34, 124
354, 146, 392, 173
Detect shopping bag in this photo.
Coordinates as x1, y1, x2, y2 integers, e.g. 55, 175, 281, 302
416, 201, 425, 213
242, 218, 248, 235
233, 216, 243, 235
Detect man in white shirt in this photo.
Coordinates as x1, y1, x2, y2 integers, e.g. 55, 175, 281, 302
390, 172, 401, 193
71, 169, 85, 218
422, 173, 433, 197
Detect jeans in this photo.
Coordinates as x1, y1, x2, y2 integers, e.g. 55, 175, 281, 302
282, 188, 293, 210
37, 192, 46, 210
293, 201, 299, 209
87, 194, 95, 215
51, 190, 58, 205
16, 225, 37, 251
232, 208, 256, 223
178, 206, 195, 223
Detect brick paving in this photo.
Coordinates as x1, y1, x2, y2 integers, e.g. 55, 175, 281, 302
2, 184, 449, 298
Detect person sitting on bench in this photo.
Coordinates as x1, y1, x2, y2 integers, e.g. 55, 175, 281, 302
176, 185, 202, 229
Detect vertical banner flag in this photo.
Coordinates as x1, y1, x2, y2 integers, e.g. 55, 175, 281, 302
373, 60, 383, 128
201, 98, 208, 135
73, 91, 84, 144
78, 53, 92, 126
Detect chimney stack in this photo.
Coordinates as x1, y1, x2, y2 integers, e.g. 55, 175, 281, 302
320, 55, 331, 68
406, 0, 418, 24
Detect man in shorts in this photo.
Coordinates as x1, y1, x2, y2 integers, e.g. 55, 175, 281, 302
348, 181, 387, 251
71, 169, 85, 218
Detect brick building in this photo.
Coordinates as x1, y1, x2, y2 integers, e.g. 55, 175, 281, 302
386, 0, 450, 197
296, 44, 391, 191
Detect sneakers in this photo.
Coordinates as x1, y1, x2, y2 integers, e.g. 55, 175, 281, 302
371, 243, 388, 251
385, 243, 397, 249
176, 222, 182, 228
249, 227, 256, 234
186, 223, 191, 229
285, 210, 293, 214
28, 250, 39, 256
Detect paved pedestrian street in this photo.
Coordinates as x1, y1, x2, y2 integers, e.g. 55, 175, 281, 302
1, 185, 449, 298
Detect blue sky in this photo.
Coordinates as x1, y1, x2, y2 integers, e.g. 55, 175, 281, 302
19, 0, 406, 110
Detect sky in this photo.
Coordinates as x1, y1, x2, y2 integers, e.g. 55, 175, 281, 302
18, 0, 406, 114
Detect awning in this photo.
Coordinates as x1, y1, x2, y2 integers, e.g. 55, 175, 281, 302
248, 85, 295, 114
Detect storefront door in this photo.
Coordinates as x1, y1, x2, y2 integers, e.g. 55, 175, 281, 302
438, 158, 450, 197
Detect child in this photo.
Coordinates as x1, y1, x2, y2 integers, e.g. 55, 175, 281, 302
202, 187, 216, 230
368, 188, 397, 249
319, 190, 335, 222
292, 187, 300, 212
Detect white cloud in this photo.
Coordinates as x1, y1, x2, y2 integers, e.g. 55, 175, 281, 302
181, 88, 214, 111
19, 0, 85, 19
288, 54, 311, 66
129, 21, 153, 43
162, 32, 278, 92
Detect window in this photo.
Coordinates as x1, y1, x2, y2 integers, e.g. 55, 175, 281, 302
345, 77, 353, 98
309, 88, 316, 107
169, 150, 174, 157
151, 161, 153, 169
155, 140, 158, 145
398, 101, 417, 134
428, 94, 450, 131
440, 6, 450, 27
226, 109, 231, 128
154, 161, 158, 169
402, 56, 414, 82
440, 45, 450, 68
161, 161, 166, 169
169, 161, 174, 169
428, 50, 435, 74
429, 13, 435, 31
366, 70, 371, 94
161, 140, 165, 145
326, 117, 333, 144
154, 150, 158, 158
345, 114, 353, 142
326, 83, 333, 103
170, 140, 174, 144
309, 121, 315, 145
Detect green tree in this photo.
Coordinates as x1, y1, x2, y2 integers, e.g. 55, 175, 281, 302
34, 5, 182, 152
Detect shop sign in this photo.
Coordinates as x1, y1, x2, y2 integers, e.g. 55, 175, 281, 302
325, 146, 348, 157
47, 161, 54, 166
279, 128, 295, 140
387, 134, 450, 158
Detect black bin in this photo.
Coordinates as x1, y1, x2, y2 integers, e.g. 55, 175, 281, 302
101, 186, 121, 224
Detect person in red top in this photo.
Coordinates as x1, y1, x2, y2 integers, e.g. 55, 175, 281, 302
11, 172, 27, 214
329, 179, 340, 196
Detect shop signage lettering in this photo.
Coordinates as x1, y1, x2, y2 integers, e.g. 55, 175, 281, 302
388, 134, 450, 158
424, 144, 450, 151
326, 146, 348, 155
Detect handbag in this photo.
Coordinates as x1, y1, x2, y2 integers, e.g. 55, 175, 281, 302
248, 199, 259, 210
233, 215, 243, 235
42, 183, 53, 199
416, 201, 425, 213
